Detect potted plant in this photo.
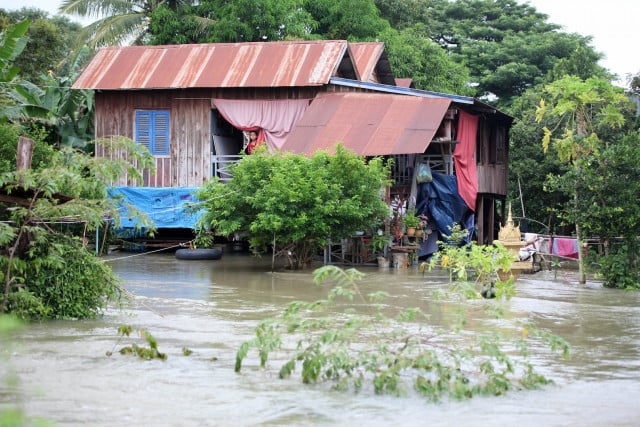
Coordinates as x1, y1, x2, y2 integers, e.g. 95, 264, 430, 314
403, 210, 420, 236
416, 213, 429, 239
369, 231, 390, 267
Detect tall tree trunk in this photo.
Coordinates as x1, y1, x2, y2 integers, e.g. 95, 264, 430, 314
575, 113, 587, 284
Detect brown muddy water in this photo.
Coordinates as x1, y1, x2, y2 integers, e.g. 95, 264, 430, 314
2, 252, 640, 426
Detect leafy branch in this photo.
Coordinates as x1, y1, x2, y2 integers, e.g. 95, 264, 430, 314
235, 264, 569, 401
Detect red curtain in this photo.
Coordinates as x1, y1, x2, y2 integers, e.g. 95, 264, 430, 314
453, 110, 479, 211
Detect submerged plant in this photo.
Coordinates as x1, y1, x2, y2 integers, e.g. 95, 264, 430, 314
235, 265, 569, 401
107, 325, 167, 361
424, 225, 517, 300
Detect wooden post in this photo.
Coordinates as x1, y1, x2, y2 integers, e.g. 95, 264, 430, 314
17, 136, 35, 171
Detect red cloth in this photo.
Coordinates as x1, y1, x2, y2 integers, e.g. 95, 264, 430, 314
553, 238, 579, 259
453, 110, 479, 211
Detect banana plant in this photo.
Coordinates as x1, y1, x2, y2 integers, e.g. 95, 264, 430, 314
0, 19, 30, 85
5, 47, 95, 149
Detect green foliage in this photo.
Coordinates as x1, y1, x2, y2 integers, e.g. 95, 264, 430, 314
506, 86, 570, 234
535, 76, 640, 286
6, 46, 95, 148
194, 145, 391, 268
192, 0, 315, 43
596, 241, 640, 290
425, 225, 517, 300
368, 232, 389, 255
60, 0, 217, 48
0, 18, 29, 85
235, 265, 567, 401
0, 123, 55, 173
0, 137, 155, 319
568, 131, 640, 242
4, 236, 120, 320
304, 0, 386, 40
379, 25, 473, 94
8, 14, 79, 84
376, 0, 607, 106
402, 209, 420, 228
108, 326, 167, 360
536, 76, 629, 160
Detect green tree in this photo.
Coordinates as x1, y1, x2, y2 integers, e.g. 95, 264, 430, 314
194, 146, 391, 269
535, 76, 633, 284
0, 123, 54, 174
375, 0, 607, 107
236, 264, 568, 399
554, 131, 640, 289
59, 0, 214, 47
0, 8, 83, 84
505, 37, 620, 238
0, 18, 29, 87
6, 46, 95, 149
0, 137, 155, 319
378, 25, 472, 94
303, 0, 387, 40
507, 85, 570, 234
185, 0, 315, 43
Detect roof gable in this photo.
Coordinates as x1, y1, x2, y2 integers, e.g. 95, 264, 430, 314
349, 42, 395, 85
73, 40, 358, 90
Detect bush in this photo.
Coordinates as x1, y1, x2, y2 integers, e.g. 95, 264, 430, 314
0, 123, 54, 174
597, 241, 640, 290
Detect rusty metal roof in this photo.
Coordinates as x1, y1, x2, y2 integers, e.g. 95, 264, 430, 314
395, 78, 414, 88
349, 42, 395, 85
282, 92, 452, 156
72, 40, 354, 90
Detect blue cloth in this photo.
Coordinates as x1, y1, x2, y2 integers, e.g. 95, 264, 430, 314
415, 171, 473, 243
108, 187, 201, 230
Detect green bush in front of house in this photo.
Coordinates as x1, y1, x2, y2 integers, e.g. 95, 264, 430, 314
194, 145, 392, 269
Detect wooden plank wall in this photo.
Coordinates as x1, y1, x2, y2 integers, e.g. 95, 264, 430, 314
95, 89, 212, 187
94, 87, 318, 188
172, 90, 211, 187
475, 118, 508, 196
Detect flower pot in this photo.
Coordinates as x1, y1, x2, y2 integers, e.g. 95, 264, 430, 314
406, 227, 416, 237
415, 229, 424, 238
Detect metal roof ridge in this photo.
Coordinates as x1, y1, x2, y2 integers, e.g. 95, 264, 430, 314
99, 40, 350, 51
329, 77, 474, 104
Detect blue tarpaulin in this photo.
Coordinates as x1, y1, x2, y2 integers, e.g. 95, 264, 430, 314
108, 187, 201, 230
415, 171, 474, 257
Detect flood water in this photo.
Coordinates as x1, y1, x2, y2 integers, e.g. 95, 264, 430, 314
2, 251, 640, 426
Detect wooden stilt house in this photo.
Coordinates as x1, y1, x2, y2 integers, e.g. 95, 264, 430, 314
72, 40, 511, 245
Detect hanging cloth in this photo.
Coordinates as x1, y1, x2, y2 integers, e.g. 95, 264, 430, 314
453, 110, 479, 211
212, 99, 310, 152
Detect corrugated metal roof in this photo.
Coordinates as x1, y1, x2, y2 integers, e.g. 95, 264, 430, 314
395, 78, 414, 88
72, 40, 351, 90
349, 42, 383, 83
350, 42, 395, 85
282, 92, 452, 156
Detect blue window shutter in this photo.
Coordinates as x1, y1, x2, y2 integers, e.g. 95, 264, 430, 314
135, 110, 170, 155
136, 111, 152, 151
153, 111, 170, 155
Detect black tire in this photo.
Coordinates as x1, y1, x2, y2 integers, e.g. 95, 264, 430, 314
175, 248, 223, 260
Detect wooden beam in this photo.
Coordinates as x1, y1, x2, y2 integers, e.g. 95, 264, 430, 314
17, 136, 34, 171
